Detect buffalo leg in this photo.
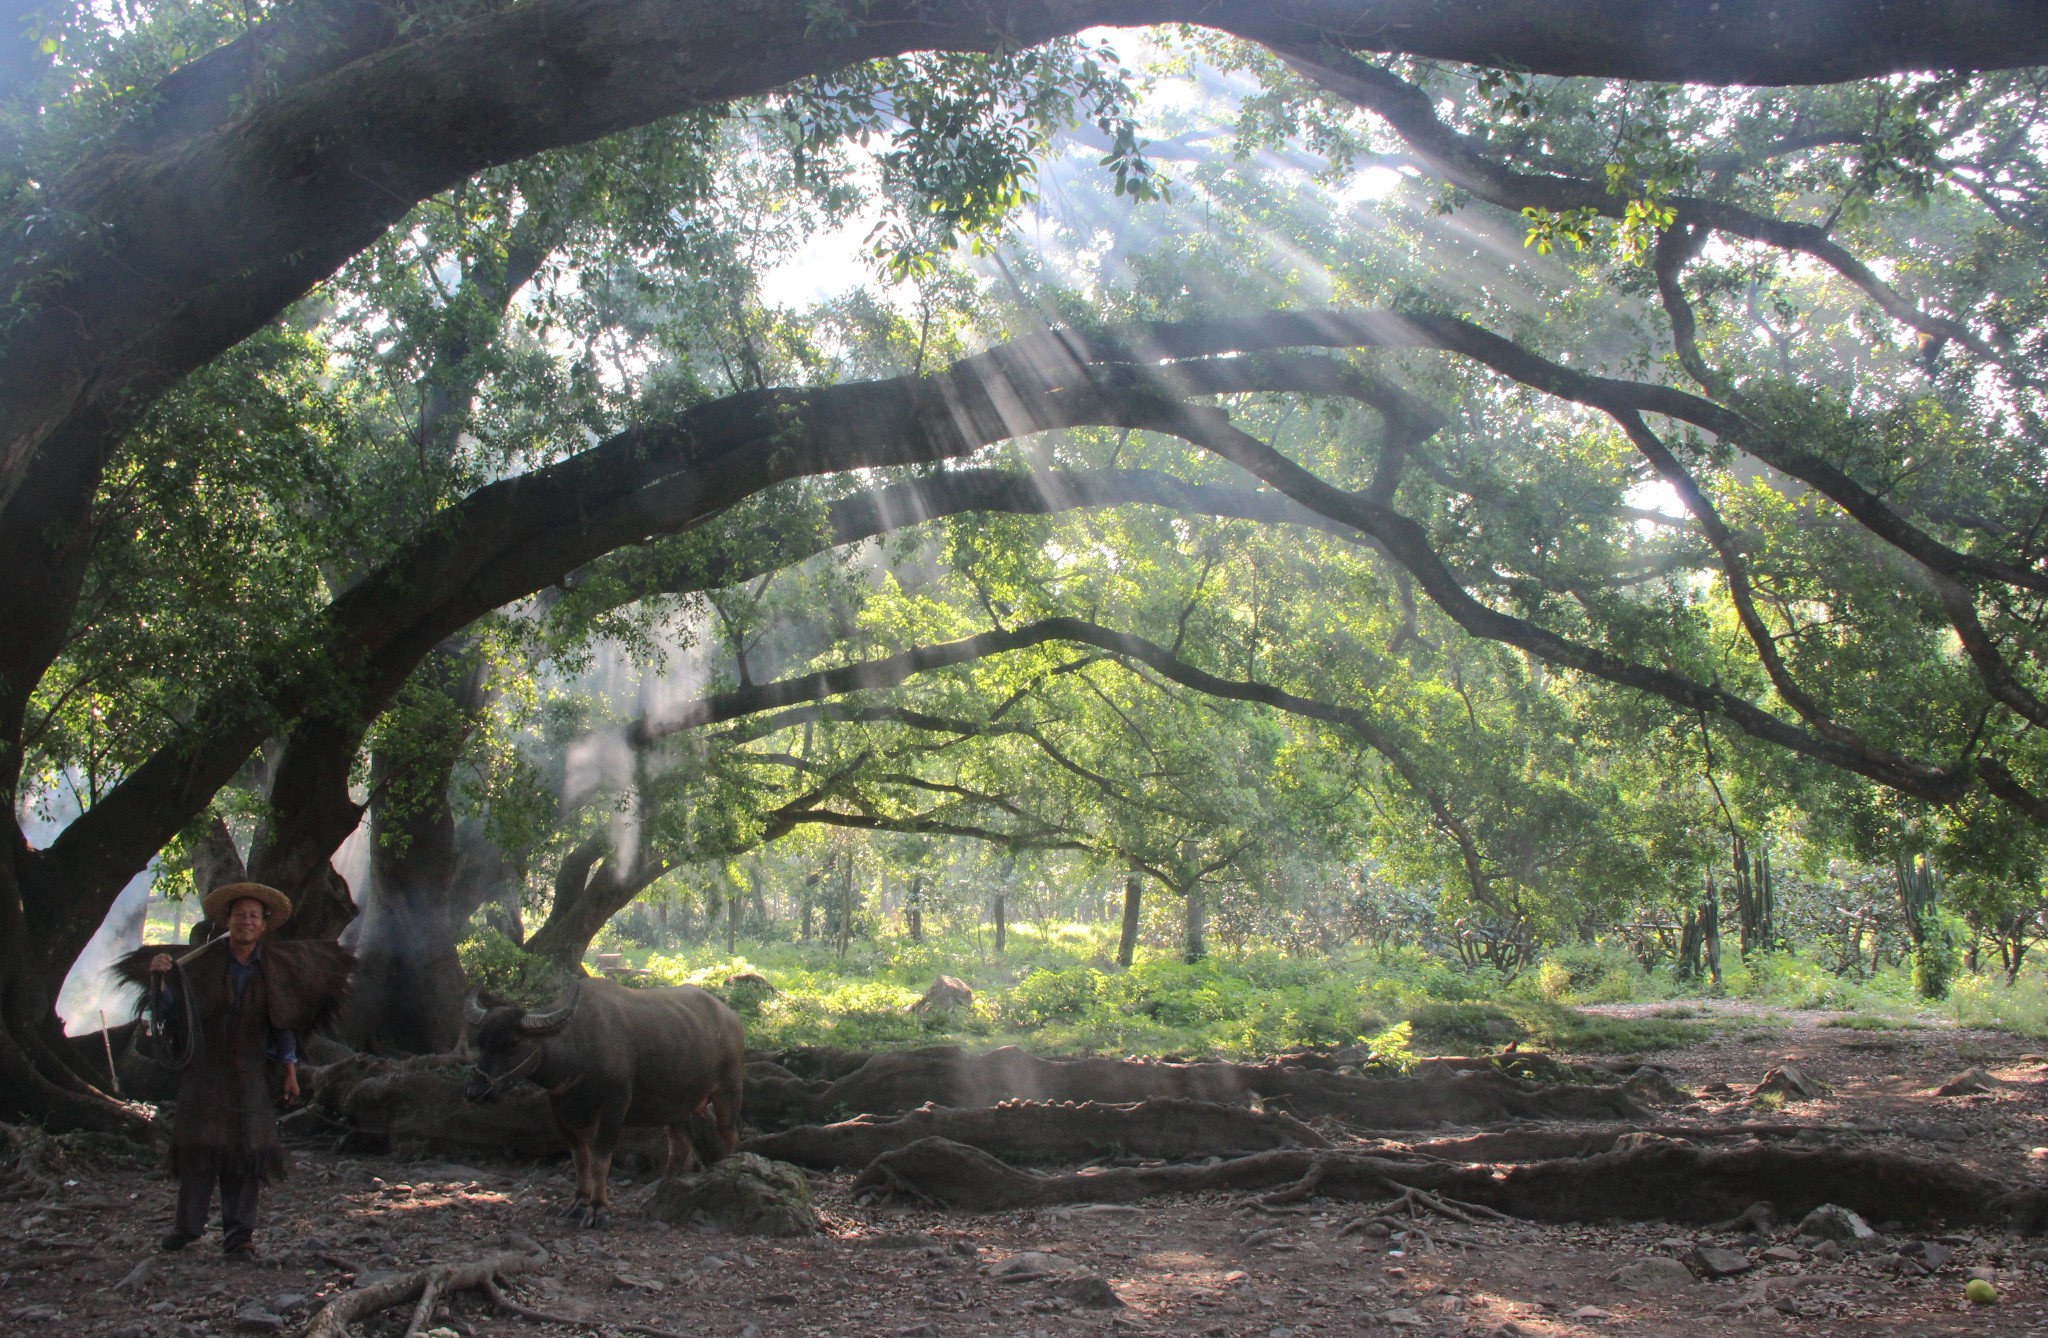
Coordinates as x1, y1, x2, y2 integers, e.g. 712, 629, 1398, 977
553, 1113, 597, 1219
664, 1124, 701, 1180
584, 1103, 626, 1228
712, 1065, 745, 1147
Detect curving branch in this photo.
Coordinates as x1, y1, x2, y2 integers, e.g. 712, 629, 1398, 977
1273, 47, 2013, 371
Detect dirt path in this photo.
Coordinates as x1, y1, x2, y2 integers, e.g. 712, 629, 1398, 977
12, 1018, 2048, 1337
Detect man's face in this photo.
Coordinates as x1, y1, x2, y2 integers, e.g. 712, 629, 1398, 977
226, 898, 268, 944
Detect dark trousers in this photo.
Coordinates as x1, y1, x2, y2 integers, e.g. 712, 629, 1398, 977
174, 1153, 261, 1249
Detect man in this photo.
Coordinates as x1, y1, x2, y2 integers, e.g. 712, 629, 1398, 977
121, 882, 351, 1260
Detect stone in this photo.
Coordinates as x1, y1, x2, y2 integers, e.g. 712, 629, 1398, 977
1622, 1068, 1689, 1104
897, 1326, 942, 1338
268, 1293, 313, 1316
1750, 1064, 1824, 1101
913, 976, 975, 1014
1051, 1274, 1125, 1308
1795, 1203, 1877, 1244
1760, 1245, 1803, 1263
722, 973, 779, 1013
1688, 1245, 1755, 1279
1811, 1240, 1845, 1262
1612, 1258, 1697, 1293
1893, 1242, 1952, 1275
233, 1302, 286, 1333
1569, 1307, 1614, 1321
1377, 1309, 1426, 1327
1936, 1066, 2001, 1097
991, 1252, 1079, 1278
644, 1154, 818, 1236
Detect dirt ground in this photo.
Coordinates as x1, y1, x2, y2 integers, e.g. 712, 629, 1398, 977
11, 1005, 2048, 1338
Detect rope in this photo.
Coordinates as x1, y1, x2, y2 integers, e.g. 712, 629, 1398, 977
140, 936, 222, 1072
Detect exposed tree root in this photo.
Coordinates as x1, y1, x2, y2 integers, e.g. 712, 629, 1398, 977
850, 1135, 2048, 1232
741, 1097, 1328, 1170
313, 1047, 1645, 1158
301, 1239, 549, 1338
1373, 1121, 1860, 1164
478, 1276, 689, 1338
750, 1045, 1645, 1130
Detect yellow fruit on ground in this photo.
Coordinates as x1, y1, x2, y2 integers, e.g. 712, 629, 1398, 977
1966, 1278, 1999, 1305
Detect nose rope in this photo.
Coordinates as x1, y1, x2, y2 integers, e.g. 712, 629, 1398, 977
475, 1045, 543, 1096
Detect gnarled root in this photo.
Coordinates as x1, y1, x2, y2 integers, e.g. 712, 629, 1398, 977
301, 1238, 548, 1338
852, 1134, 2048, 1233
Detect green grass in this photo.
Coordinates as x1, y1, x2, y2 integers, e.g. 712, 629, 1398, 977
455, 920, 2048, 1064
456, 924, 1718, 1063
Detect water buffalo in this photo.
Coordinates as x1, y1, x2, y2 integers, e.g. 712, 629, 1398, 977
464, 977, 744, 1226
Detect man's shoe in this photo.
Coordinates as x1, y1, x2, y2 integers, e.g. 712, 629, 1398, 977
222, 1241, 258, 1263
159, 1230, 197, 1252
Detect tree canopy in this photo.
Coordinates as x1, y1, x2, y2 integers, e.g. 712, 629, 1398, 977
5, 0, 2048, 1129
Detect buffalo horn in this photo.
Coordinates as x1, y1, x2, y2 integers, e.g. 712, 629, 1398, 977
520, 980, 582, 1035
463, 988, 489, 1028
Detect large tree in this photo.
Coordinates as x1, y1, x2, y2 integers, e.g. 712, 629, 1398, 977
6, 0, 2048, 1128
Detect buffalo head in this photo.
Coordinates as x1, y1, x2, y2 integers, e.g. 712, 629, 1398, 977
463, 981, 581, 1104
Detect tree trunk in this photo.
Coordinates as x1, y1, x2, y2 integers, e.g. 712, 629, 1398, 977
992, 891, 1006, 955
1182, 880, 1206, 963
728, 884, 740, 954
190, 815, 247, 891
801, 872, 817, 942
1117, 865, 1143, 968
1700, 892, 1722, 986
525, 834, 671, 971
836, 855, 853, 959
0, 856, 141, 1131
906, 872, 924, 943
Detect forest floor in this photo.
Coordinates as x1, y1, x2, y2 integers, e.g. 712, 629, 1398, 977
12, 1006, 2048, 1338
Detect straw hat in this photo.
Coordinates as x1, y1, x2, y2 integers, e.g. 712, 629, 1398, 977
202, 881, 293, 929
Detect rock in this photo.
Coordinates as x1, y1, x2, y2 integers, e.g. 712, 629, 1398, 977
268, 1293, 313, 1316
1750, 1064, 1824, 1101
897, 1326, 942, 1338
233, 1302, 286, 1333
991, 1251, 1079, 1278
644, 1154, 818, 1236
1936, 1066, 2001, 1096
1051, 1274, 1124, 1308
1688, 1245, 1755, 1278
1795, 1203, 1877, 1244
913, 976, 975, 1014
723, 974, 778, 1013
1893, 1241, 1952, 1275
1612, 1257, 1696, 1293
1760, 1245, 1802, 1263
1569, 1307, 1613, 1321
1812, 1240, 1844, 1262
1622, 1068, 1689, 1104
1377, 1309, 1426, 1328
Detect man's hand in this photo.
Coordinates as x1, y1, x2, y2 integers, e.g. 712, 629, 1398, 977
280, 1066, 299, 1105
148, 954, 172, 975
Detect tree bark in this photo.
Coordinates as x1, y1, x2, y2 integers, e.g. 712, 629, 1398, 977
524, 836, 673, 971
1117, 864, 1142, 968
1182, 880, 1206, 964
